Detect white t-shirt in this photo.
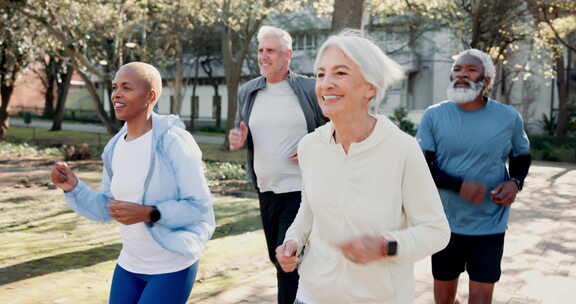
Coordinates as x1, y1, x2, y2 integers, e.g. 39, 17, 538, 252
111, 130, 195, 274
249, 80, 308, 193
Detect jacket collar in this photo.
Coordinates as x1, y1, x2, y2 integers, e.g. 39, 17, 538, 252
247, 70, 299, 94
101, 113, 185, 176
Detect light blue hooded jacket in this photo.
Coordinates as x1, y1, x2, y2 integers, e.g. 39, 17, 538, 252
64, 113, 215, 261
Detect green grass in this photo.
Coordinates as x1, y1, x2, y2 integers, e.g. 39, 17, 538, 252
6, 127, 113, 145
200, 144, 246, 163
194, 130, 226, 137
0, 129, 254, 303
4, 126, 246, 163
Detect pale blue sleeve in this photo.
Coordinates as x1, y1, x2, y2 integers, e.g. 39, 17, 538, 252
416, 110, 436, 152
64, 166, 113, 222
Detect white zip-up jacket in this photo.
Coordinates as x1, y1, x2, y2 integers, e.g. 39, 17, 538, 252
285, 115, 450, 304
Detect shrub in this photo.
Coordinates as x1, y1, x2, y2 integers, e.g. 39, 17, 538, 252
0, 142, 60, 158
62, 143, 92, 161
389, 107, 417, 136
529, 135, 576, 163
204, 161, 246, 181
537, 113, 557, 136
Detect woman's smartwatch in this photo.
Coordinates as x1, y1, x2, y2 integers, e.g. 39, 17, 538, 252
149, 206, 161, 223
379, 237, 397, 256
386, 240, 397, 256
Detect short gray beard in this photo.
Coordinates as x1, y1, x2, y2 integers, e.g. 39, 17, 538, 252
446, 78, 484, 104
259, 61, 289, 80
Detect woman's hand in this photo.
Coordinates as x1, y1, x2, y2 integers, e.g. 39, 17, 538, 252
107, 200, 153, 225
334, 235, 391, 264
51, 162, 78, 192
276, 240, 299, 272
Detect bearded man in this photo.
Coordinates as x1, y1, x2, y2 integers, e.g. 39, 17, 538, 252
416, 49, 531, 304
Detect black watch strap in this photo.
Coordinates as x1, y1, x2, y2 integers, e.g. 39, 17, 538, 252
149, 206, 161, 223
510, 178, 522, 191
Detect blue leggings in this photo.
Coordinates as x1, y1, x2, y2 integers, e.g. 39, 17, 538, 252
109, 263, 198, 304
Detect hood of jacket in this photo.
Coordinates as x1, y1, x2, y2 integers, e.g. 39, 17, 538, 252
101, 112, 186, 175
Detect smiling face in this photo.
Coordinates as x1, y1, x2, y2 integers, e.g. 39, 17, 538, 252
258, 35, 292, 83
314, 47, 376, 119
111, 67, 156, 122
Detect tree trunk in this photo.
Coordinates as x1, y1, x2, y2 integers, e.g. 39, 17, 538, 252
331, 0, 365, 32
189, 55, 201, 130
469, 0, 483, 49
0, 40, 17, 138
51, 63, 74, 131
554, 54, 570, 137
222, 26, 241, 149
213, 83, 221, 129
74, 64, 119, 134
172, 41, 185, 114
104, 73, 117, 123
0, 84, 14, 138
200, 55, 222, 129
497, 62, 512, 104
42, 56, 58, 118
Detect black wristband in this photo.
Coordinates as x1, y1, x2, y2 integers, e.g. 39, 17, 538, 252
149, 206, 161, 223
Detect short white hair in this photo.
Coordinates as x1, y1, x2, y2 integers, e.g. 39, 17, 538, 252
453, 48, 496, 89
314, 30, 405, 110
257, 26, 292, 51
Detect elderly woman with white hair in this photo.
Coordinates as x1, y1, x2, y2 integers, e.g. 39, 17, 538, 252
275, 31, 450, 303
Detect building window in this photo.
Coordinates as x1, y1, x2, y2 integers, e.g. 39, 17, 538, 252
293, 32, 323, 50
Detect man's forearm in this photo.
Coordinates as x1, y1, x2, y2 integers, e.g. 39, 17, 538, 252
423, 150, 463, 193
509, 153, 531, 190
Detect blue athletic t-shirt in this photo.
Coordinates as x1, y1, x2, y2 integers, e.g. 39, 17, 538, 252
416, 99, 530, 235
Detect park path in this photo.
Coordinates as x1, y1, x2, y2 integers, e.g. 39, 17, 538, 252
196, 162, 576, 304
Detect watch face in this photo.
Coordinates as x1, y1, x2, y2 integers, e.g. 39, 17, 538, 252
511, 178, 521, 190
150, 207, 161, 222
387, 241, 398, 256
